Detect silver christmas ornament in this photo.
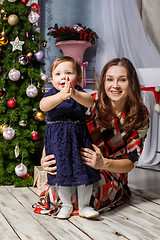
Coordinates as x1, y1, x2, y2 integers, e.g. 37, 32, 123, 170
19, 120, 27, 127
26, 84, 38, 98
3, 127, 15, 140
15, 163, 27, 177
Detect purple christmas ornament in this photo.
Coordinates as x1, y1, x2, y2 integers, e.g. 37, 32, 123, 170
35, 50, 44, 61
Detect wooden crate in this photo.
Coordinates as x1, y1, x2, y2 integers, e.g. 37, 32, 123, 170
33, 166, 47, 190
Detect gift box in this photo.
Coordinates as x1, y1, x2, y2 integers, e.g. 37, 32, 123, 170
33, 166, 47, 190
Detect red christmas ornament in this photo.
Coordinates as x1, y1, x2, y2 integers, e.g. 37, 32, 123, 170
22, 173, 31, 179
7, 98, 17, 108
30, 3, 40, 14
31, 130, 40, 140
0, 88, 4, 97
21, 0, 29, 4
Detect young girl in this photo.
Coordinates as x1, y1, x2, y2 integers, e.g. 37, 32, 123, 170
40, 56, 100, 219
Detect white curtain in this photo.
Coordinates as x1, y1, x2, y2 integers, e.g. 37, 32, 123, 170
92, 0, 160, 167
139, 91, 160, 166
92, 0, 160, 77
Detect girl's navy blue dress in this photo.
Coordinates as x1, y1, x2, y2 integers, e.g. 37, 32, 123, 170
44, 85, 100, 187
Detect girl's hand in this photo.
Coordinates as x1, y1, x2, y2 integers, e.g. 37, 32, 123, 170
41, 154, 57, 175
59, 77, 72, 100
80, 144, 105, 170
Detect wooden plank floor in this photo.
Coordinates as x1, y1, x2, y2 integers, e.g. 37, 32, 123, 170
0, 185, 160, 239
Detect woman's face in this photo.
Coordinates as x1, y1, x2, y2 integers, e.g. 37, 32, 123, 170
104, 65, 129, 106
51, 61, 78, 91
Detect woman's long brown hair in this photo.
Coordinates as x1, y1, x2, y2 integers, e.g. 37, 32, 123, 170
97, 58, 149, 131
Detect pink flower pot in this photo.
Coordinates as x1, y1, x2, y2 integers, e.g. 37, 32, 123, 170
55, 40, 92, 88
55, 40, 92, 64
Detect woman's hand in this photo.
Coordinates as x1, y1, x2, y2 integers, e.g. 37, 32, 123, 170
80, 144, 106, 170
41, 154, 57, 175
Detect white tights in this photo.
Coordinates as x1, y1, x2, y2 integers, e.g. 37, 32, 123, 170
58, 184, 92, 209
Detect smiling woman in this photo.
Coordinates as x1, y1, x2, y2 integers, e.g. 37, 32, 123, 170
34, 57, 149, 217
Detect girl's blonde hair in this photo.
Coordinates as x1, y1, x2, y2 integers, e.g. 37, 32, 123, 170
97, 58, 149, 131
50, 56, 82, 82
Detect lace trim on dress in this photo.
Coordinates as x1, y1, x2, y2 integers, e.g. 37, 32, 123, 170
47, 120, 85, 125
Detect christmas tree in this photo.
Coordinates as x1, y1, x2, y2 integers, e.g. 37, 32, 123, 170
0, 0, 47, 187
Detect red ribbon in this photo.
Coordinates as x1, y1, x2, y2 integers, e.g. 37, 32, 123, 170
141, 86, 160, 104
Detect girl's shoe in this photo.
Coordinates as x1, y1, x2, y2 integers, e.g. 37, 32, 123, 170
57, 204, 73, 219
79, 206, 99, 218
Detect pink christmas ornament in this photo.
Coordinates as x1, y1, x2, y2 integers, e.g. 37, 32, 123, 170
15, 163, 27, 177
40, 72, 48, 83
26, 84, 38, 98
26, 30, 30, 38
3, 127, 15, 140
8, 68, 21, 81
28, 11, 40, 24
